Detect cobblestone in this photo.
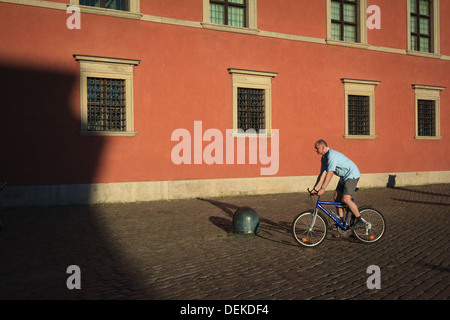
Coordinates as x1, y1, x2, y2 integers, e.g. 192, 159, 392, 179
0, 184, 449, 300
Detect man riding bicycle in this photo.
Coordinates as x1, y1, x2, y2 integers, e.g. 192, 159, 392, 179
311, 139, 365, 229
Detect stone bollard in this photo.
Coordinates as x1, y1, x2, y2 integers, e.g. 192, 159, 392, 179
232, 206, 260, 234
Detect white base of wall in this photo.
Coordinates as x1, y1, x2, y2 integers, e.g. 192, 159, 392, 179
1, 171, 450, 207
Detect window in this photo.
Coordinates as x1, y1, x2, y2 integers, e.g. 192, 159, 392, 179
79, 0, 128, 11
74, 55, 140, 136
86, 78, 126, 131
410, 0, 432, 52
203, 0, 257, 31
412, 84, 445, 139
210, 0, 246, 27
70, 0, 141, 17
327, 0, 367, 44
348, 95, 370, 135
407, 0, 440, 54
331, 0, 358, 42
228, 68, 278, 137
341, 78, 380, 139
417, 99, 436, 136
237, 88, 265, 132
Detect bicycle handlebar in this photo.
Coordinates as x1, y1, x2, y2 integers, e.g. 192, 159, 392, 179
307, 188, 319, 198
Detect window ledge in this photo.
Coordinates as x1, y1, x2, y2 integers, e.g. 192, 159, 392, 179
407, 50, 441, 59
326, 39, 369, 49
79, 131, 137, 137
414, 136, 442, 140
344, 134, 377, 139
201, 22, 259, 35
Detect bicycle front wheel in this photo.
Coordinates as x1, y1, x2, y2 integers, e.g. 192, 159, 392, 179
351, 206, 386, 244
292, 210, 328, 247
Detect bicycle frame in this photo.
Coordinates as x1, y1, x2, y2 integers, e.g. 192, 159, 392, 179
314, 200, 352, 229
293, 191, 386, 247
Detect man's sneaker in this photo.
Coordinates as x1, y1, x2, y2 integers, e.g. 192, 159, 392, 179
0, 181, 6, 192
351, 220, 366, 230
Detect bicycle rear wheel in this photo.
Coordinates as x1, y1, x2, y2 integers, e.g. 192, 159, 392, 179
292, 210, 328, 247
351, 206, 386, 243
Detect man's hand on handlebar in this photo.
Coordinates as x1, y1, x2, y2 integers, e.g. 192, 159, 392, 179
308, 187, 324, 197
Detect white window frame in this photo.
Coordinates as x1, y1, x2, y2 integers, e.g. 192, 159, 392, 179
202, 0, 258, 34
412, 84, 445, 140
406, 0, 440, 56
326, 0, 368, 48
228, 68, 277, 138
74, 55, 140, 137
341, 78, 380, 139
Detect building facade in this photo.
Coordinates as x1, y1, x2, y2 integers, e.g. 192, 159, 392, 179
0, 0, 449, 207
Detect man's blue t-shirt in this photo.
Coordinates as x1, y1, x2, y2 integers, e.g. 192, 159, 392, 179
321, 148, 360, 181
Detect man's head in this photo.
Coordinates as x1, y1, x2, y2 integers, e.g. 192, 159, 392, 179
314, 139, 328, 155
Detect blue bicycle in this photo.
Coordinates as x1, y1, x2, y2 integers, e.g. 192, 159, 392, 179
292, 189, 386, 247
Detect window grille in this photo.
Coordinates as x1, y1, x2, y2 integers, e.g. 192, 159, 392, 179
87, 78, 126, 132
417, 99, 436, 136
237, 88, 265, 132
80, 0, 128, 11
348, 95, 370, 135
331, 0, 358, 42
410, 0, 432, 52
210, 0, 247, 27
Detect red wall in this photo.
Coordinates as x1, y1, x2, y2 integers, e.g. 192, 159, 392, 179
365, 0, 406, 49
0, 1, 449, 187
258, 0, 326, 38
141, 0, 202, 21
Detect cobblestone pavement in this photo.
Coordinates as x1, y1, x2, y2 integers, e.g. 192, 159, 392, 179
0, 184, 449, 301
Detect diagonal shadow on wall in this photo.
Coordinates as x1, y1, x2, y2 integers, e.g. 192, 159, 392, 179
0, 64, 154, 299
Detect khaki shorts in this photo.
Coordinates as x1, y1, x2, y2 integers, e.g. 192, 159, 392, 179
336, 178, 359, 196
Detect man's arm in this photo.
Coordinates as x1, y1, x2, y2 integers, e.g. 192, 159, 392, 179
317, 171, 334, 196
312, 172, 326, 194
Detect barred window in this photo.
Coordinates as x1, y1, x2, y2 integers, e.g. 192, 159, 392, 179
87, 78, 126, 132
348, 95, 370, 135
410, 0, 432, 53
417, 99, 436, 136
331, 0, 358, 42
210, 0, 247, 28
237, 88, 265, 132
79, 0, 128, 11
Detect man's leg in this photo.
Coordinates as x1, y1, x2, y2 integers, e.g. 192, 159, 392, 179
342, 194, 360, 218
334, 183, 344, 219
342, 179, 366, 228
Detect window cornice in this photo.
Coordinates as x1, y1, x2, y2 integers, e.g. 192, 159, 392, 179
73, 54, 140, 66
